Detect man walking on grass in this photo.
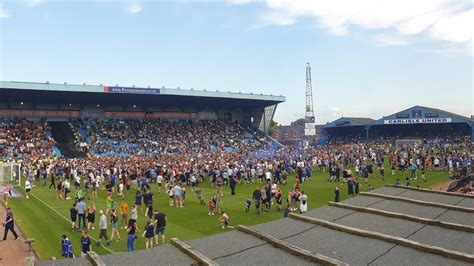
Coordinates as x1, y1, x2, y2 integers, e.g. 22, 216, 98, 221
154, 210, 167, 245
97, 210, 111, 246
77, 199, 87, 230
2, 207, 19, 241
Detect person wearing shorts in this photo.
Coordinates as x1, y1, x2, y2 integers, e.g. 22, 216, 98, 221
135, 191, 143, 212
25, 179, 31, 199
87, 203, 96, 230
157, 175, 163, 193
110, 209, 120, 242
120, 199, 129, 229
70, 203, 78, 231
143, 219, 155, 249
80, 230, 92, 257
154, 210, 167, 244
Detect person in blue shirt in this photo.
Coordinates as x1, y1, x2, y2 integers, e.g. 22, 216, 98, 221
245, 198, 251, 212
150, 170, 157, 183
141, 177, 148, 192
304, 166, 312, 181
61, 234, 74, 258
110, 175, 116, 189
411, 162, 418, 180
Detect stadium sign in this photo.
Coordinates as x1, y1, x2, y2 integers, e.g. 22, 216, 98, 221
104, 86, 160, 95
384, 118, 452, 124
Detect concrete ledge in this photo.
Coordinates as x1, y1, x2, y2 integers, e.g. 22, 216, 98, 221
385, 185, 474, 198
25, 256, 35, 266
170, 238, 218, 266
86, 251, 105, 266
236, 225, 348, 266
289, 213, 474, 263
360, 192, 474, 213
328, 202, 474, 233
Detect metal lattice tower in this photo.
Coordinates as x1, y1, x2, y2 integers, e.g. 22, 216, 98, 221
305, 62, 316, 136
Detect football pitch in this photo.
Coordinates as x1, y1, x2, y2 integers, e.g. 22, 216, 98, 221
9, 163, 450, 260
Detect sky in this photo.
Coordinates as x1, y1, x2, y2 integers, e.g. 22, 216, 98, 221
0, 0, 472, 125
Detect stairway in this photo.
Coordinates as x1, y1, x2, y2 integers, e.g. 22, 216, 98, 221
49, 121, 87, 158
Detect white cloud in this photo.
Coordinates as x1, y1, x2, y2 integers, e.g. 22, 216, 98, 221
0, 4, 9, 18
257, 0, 473, 54
429, 9, 473, 43
126, 3, 143, 15
330, 107, 341, 111
261, 12, 296, 26
26, 0, 45, 8
374, 34, 409, 46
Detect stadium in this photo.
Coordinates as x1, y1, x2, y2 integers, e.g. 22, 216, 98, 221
1, 2, 472, 265
0, 79, 472, 266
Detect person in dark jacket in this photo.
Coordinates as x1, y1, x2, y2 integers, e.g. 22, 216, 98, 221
252, 187, 261, 214
2, 207, 19, 240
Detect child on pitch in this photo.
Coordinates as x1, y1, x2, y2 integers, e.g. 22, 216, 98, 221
208, 197, 215, 216
245, 198, 251, 212
61, 234, 75, 258
220, 211, 233, 230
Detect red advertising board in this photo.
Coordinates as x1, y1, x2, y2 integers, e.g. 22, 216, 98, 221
0, 109, 81, 118
0, 109, 197, 120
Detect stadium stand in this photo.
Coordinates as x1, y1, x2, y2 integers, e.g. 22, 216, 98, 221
320, 106, 473, 144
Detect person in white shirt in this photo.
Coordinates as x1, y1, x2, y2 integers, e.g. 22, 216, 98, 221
118, 183, 124, 198
131, 205, 138, 222
265, 171, 272, 182
299, 191, 308, 213
63, 179, 71, 200
97, 210, 111, 246
157, 175, 163, 193
25, 180, 32, 199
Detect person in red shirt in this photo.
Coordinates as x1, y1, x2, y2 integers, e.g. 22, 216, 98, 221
208, 197, 215, 216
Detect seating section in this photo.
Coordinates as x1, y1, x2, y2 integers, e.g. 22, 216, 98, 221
23, 119, 269, 158
0, 118, 60, 161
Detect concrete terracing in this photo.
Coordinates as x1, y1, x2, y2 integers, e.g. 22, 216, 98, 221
37, 186, 474, 265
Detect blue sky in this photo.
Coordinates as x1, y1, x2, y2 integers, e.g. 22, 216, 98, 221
1, 0, 472, 125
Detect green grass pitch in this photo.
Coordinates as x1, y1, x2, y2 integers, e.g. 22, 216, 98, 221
9, 162, 449, 260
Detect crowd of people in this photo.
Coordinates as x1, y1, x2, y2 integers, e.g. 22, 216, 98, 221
0, 118, 57, 161
70, 119, 267, 157
1, 117, 473, 258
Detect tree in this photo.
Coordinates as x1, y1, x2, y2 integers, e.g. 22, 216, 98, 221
292, 118, 305, 126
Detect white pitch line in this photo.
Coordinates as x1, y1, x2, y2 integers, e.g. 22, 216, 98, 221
16, 186, 115, 254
